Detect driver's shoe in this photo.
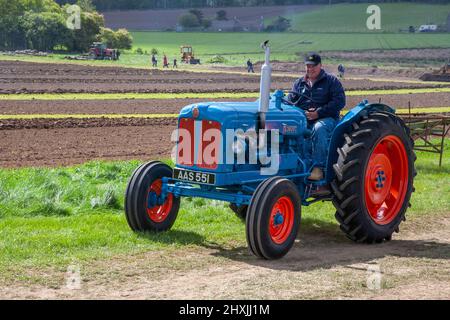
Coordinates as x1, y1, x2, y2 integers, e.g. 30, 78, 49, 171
308, 167, 323, 181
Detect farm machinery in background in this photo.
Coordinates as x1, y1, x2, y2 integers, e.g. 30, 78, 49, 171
64, 42, 120, 61
180, 45, 200, 64
419, 61, 450, 82
89, 42, 120, 60
125, 41, 416, 260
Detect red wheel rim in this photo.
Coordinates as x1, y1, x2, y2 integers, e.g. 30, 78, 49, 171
269, 196, 295, 244
364, 135, 409, 225
146, 179, 173, 223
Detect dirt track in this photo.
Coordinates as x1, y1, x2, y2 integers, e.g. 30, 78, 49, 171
1, 212, 448, 299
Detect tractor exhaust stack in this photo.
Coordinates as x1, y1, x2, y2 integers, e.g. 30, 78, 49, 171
258, 40, 272, 131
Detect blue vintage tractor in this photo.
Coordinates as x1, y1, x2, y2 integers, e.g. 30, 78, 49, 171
125, 42, 416, 260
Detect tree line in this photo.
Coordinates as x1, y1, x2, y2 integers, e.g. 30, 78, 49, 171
55, 0, 450, 11
0, 0, 132, 51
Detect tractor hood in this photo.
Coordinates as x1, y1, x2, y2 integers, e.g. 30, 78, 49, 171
179, 98, 305, 132
179, 101, 258, 124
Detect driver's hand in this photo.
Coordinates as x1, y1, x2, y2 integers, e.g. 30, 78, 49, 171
306, 110, 319, 121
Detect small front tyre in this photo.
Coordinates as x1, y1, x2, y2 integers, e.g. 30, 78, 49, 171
246, 177, 301, 260
125, 161, 180, 232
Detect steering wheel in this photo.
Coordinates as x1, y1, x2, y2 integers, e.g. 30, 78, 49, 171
282, 91, 317, 111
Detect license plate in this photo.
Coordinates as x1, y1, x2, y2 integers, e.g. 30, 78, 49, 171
173, 168, 216, 185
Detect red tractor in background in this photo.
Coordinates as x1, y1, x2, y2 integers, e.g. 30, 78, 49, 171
89, 42, 119, 60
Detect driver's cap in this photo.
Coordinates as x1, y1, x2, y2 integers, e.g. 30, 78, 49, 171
304, 52, 321, 66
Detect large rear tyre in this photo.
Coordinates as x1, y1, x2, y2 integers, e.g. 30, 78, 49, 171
125, 161, 180, 232
246, 177, 301, 260
331, 112, 416, 243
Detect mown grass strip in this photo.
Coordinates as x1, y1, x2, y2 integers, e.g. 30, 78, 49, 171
0, 113, 178, 120
346, 87, 450, 96
0, 92, 260, 101
347, 77, 450, 86
1, 87, 450, 101
395, 107, 450, 114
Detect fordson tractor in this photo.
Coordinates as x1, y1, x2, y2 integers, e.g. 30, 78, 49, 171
125, 42, 415, 260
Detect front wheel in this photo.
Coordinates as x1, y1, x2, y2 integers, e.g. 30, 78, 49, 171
246, 177, 301, 260
331, 112, 416, 243
125, 161, 180, 232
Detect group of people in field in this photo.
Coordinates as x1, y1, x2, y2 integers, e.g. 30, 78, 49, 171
151, 54, 177, 68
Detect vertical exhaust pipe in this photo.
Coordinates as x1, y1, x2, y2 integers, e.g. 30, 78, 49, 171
258, 40, 272, 131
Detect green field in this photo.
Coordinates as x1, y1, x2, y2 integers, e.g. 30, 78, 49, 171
130, 31, 450, 64
0, 140, 449, 279
2, 29, 450, 68
271, 3, 450, 33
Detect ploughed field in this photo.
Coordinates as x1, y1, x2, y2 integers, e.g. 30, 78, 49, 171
1, 60, 449, 168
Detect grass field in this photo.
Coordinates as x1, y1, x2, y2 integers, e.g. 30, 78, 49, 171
2, 30, 450, 68
0, 140, 448, 279
130, 31, 450, 64
269, 3, 450, 33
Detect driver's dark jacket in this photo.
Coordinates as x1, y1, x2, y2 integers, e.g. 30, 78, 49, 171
288, 69, 346, 120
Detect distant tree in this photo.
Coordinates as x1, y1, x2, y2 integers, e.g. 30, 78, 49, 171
265, 16, 291, 32
178, 13, 200, 28
201, 18, 212, 29
21, 11, 69, 51
100, 27, 133, 49
216, 10, 228, 21
76, 0, 96, 12
114, 28, 133, 49
150, 48, 158, 55
99, 27, 116, 47
67, 11, 104, 51
189, 9, 204, 23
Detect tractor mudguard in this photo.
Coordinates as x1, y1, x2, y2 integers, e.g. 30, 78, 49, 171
325, 101, 396, 182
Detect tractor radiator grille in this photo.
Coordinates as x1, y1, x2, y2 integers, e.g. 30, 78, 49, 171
177, 118, 221, 169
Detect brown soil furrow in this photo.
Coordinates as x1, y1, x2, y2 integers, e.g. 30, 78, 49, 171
0, 117, 177, 130
0, 98, 254, 115
0, 125, 176, 168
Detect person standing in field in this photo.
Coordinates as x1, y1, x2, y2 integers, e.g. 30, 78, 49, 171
338, 64, 345, 78
247, 59, 255, 73
163, 54, 169, 68
173, 58, 178, 68
151, 54, 157, 67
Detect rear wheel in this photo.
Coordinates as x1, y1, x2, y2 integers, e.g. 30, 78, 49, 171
331, 112, 416, 243
246, 177, 301, 260
125, 161, 180, 232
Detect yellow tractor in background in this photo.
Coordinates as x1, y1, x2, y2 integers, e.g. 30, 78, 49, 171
180, 45, 200, 64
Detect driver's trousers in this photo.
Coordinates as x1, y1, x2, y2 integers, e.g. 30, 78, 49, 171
308, 117, 338, 168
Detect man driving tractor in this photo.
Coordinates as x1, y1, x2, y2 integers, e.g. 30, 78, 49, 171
288, 53, 346, 187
